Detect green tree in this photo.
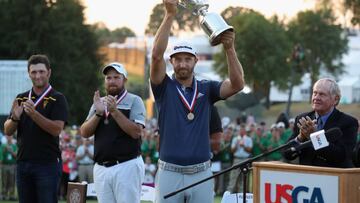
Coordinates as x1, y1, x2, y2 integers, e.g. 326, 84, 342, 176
224, 92, 261, 111
287, 8, 348, 98
345, 0, 360, 25
93, 24, 135, 45
145, 3, 200, 36
0, 0, 102, 124
214, 8, 292, 108
92, 23, 112, 45
221, 6, 252, 19
112, 27, 135, 42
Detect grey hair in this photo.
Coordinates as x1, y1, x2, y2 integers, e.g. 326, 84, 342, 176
316, 78, 341, 106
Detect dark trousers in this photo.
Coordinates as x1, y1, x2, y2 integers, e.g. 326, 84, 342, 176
16, 160, 62, 203
1, 164, 16, 199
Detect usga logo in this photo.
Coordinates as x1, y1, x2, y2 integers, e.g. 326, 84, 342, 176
264, 183, 325, 203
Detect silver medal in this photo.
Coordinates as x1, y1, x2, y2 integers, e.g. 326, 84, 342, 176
104, 119, 109, 125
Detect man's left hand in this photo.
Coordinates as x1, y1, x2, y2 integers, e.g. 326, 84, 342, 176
219, 30, 235, 50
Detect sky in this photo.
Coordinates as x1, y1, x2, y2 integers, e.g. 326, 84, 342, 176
83, 0, 316, 35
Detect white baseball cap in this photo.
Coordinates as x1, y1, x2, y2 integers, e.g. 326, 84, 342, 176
221, 117, 231, 128
276, 122, 285, 128
169, 41, 197, 58
102, 62, 128, 79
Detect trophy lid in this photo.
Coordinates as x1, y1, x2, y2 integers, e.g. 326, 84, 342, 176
178, 0, 209, 15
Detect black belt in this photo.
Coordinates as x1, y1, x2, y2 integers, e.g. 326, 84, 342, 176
96, 155, 138, 168
97, 160, 122, 167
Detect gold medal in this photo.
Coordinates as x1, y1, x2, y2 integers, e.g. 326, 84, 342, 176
187, 112, 194, 120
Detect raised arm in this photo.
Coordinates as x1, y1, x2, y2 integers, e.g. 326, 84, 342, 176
150, 0, 178, 85
219, 31, 245, 99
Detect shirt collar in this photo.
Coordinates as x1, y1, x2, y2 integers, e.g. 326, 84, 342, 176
316, 107, 334, 124
171, 74, 195, 91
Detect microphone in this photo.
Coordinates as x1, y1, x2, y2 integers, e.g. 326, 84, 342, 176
291, 127, 342, 152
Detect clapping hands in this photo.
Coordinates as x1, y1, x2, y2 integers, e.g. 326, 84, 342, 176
93, 91, 118, 115
297, 116, 317, 141
104, 95, 117, 113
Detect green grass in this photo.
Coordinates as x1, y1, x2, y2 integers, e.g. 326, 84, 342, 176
0, 196, 223, 203
1, 199, 223, 203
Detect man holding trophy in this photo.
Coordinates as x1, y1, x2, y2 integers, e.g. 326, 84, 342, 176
150, 0, 245, 202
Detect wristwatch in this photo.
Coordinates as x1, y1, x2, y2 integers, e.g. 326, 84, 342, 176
10, 116, 20, 122
95, 113, 103, 118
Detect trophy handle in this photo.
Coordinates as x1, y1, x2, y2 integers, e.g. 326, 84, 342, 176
193, 4, 209, 16
198, 6, 208, 16
178, 2, 187, 9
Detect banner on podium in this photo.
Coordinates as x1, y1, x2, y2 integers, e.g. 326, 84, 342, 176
260, 170, 338, 203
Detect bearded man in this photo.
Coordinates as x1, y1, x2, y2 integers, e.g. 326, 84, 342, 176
80, 62, 146, 203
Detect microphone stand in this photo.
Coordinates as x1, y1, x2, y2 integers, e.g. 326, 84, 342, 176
241, 167, 249, 203
164, 141, 295, 202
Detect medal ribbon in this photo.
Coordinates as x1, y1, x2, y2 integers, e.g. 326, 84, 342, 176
104, 89, 128, 119
175, 79, 198, 113
28, 85, 52, 108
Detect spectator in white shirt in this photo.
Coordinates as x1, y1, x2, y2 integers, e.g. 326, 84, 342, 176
76, 138, 94, 183
227, 124, 253, 193
143, 155, 156, 187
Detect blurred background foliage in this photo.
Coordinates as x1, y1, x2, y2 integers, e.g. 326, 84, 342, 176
0, 0, 358, 124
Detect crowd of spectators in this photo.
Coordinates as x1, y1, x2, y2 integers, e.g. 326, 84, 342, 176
0, 113, 359, 201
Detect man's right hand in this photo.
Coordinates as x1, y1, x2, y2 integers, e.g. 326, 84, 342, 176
297, 116, 316, 141
150, 0, 177, 85
164, 0, 178, 16
11, 99, 23, 120
93, 90, 105, 115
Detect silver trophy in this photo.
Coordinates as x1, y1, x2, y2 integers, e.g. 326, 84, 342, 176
179, 0, 233, 46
